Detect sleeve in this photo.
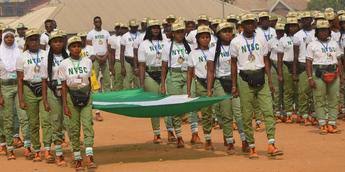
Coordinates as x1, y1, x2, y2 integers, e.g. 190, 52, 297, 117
207, 47, 216, 61
292, 35, 301, 46
87, 46, 95, 56
161, 42, 170, 62
40, 56, 48, 79
40, 34, 47, 45
120, 34, 126, 46
277, 39, 284, 53
86, 31, 93, 41
262, 40, 269, 56
16, 53, 25, 71
187, 53, 195, 67
108, 37, 115, 49
336, 43, 343, 58
87, 59, 93, 77
137, 43, 146, 63
306, 43, 314, 61
230, 39, 239, 58
185, 31, 194, 44
58, 62, 68, 81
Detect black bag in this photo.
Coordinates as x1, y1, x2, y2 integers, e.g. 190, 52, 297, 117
147, 71, 162, 84
283, 61, 294, 74
217, 77, 232, 94
239, 69, 265, 88
24, 81, 42, 97
69, 89, 90, 107
196, 77, 208, 89
125, 57, 135, 67
296, 62, 306, 74
48, 80, 62, 98
314, 65, 337, 78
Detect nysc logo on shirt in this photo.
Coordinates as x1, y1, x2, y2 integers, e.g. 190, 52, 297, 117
171, 49, 187, 56
241, 43, 260, 53
149, 44, 164, 52
220, 51, 230, 58
68, 67, 88, 75
95, 35, 105, 39
322, 47, 336, 53
27, 57, 43, 65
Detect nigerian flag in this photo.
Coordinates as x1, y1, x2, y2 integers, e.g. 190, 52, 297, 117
92, 89, 229, 118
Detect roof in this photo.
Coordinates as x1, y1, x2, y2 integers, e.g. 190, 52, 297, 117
231, 0, 308, 12
1, 0, 247, 33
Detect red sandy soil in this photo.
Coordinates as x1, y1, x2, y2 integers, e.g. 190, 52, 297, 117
1, 112, 345, 172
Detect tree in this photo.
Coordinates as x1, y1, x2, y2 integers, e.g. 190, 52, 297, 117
308, 0, 345, 11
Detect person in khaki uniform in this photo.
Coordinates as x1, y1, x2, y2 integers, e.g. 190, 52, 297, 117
230, 13, 283, 159
138, 19, 176, 146
17, 28, 47, 162
187, 25, 216, 150
0, 27, 30, 160
206, 22, 249, 154
161, 21, 202, 146
59, 36, 96, 170
306, 19, 342, 134
41, 29, 68, 165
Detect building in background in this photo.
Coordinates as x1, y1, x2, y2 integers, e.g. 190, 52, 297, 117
0, 0, 48, 17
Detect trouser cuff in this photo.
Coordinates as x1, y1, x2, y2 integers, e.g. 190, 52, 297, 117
268, 139, 275, 145
74, 151, 82, 160
240, 133, 246, 141
24, 140, 31, 148
204, 134, 211, 141
249, 144, 255, 148
328, 120, 336, 126
167, 128, 174, 132
191, 122, 198, 133
55, 145, 63, 156
318, 119, 326, 126
225, 137, 234, 144
153, 130, 160, 136
85, 147, 93, 156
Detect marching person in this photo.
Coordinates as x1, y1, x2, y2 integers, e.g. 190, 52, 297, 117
0, 27, 30, 160
207, 22, 248, 154
15, 23, 27, 51
40, 19, 55, 50
230, 13, 283, 159
109, 23, 125, 91
161, 21, 202, 146
277, 17, 300, 123
87, 16, 111, 121
60, 36, 96, 170
41, 29, 68, 165
293, 11, 317, 125
306, 19, 342, 134
138, 19, 175, 145
120, 19, 140, 89
17, 28, 46, 161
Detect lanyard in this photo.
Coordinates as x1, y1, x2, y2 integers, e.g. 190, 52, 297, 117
175, 43, 185, 57
130, 32, 137, 40
30, 50, 40, 66
319, 40, 329, 53
53, 54, 62, 66
263, 28, 271, 41
151, 40, 161, 54
221, 45, 231, 57
70, 58, 81, 74
243, 34, 256, 55
201, 49, 208, 61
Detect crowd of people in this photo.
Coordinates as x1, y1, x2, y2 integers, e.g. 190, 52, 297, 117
0, 7, 345, 171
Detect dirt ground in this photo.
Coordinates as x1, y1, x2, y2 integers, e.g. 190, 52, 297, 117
1, 112, 345, 172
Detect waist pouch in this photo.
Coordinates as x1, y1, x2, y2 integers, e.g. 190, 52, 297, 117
146, 71, 162, 84
24, 81, 42, 97
314, 65, 337, 84
217, 76, 232, 94
283, 61, 294, 74
297, 62, 306, 74
48, 80, 62, 98
68, 89, 90, 107
196, 77, 207, 89
239, 68, 265, 88
125, 57, 135, 67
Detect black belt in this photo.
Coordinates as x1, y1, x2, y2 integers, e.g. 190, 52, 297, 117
125, 56, 135, 67
0, 79, 17, 86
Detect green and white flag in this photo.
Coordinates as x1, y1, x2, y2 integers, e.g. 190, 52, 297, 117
92, 89, 229, 118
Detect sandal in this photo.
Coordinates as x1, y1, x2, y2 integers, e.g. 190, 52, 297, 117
33, 152, 42, 162
267, 144, 284, 157
45, 150, 55, 163
56, 155, 67, 166
86, 156, 97, 169
7, 150, 16, 160
75, 159, 84, 171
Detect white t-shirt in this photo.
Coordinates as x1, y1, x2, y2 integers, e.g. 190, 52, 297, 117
133, 32, 146, 49
0, 52, 20, 80
278, 35, 294, 62
186, 29, 217, 49
268, 37, 281, 61
138, 40, 163, 67
58, 57, 92, 88
306, 39, 342, 65
293, 29, 316, 63
40, 32, 50, 50
87, 29, 110, 56
230, 33, 268, 70
161, 40, 189, 71
338, 32, 345, 49
188, 48, 211, 79
16, 50, 46, 82
15, 36, 25, 51
108, 35, 121, 60
256, 27, 277, 42
208, 45, 231, 77
120, 31, 140, 57
80, 45, 95, 59
331, 30, 341, 45
41, 53, 64, 81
